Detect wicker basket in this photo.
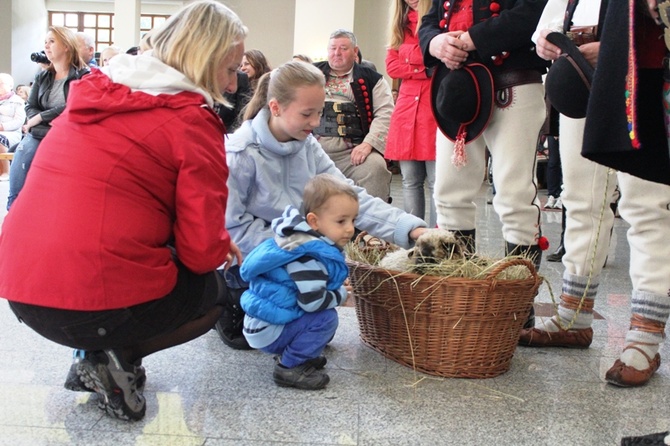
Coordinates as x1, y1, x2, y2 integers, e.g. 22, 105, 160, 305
347, 258, 541, 379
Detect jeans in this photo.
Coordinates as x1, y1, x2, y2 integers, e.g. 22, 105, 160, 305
7, 133, 41, 210
399, 160, 436, 227
261, 309, 338, 368
545, 136, 562, 198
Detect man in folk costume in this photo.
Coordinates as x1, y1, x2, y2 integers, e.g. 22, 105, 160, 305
419, 0, 550, 327
577, 0, 670, 387
519, 1, 620, 352
313, 29, 395, 202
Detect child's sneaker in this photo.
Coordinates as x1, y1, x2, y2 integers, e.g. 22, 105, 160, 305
78, 349, 147, 421
273, 361, 330, 390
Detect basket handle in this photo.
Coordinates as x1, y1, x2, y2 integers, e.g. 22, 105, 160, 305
484, 257, 539, 281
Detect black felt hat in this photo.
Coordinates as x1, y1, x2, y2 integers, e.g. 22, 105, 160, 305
544, 32, 595, 119
431, 62, 494, 147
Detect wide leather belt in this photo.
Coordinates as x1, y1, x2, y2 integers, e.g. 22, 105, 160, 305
494, 69, 542, 91
314, 101, 364, 143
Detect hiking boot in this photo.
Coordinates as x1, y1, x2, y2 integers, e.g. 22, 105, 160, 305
273, 361, 330, 390
64, 349, 93, 392
78, 349, 147, 421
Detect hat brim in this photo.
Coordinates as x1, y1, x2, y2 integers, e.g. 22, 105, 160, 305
431, 62, 494, 143
545, 32, 595, 118
545, 32, 594, 84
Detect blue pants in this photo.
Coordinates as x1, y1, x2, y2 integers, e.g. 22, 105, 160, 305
261, 309, 338, 368
7, 133, 41, 210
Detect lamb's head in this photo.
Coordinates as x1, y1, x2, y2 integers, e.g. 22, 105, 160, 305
410, 229, 464, 266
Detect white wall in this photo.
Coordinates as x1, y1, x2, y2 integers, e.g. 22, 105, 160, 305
4, 0, 393, 86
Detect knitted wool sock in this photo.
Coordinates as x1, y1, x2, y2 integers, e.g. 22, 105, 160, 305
620, 290, 669, 370
538, 272, 597, 332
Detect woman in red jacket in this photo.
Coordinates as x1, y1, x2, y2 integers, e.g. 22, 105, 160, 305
0, 0, 244, 421
385, 0, 438, 228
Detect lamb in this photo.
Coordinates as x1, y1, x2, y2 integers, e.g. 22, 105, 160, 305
379, 228, 465, 272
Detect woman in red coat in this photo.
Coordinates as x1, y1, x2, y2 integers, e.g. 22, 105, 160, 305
0, 0, 244, 421
385, 0, 438, 227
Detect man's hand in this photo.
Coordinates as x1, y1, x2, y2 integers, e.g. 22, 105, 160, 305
429, 32, 469, 70
350, 142, 373, 166
578, 41, 600, 67
535, 28, 562, 61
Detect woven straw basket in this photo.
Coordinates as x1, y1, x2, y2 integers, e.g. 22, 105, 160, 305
347, 258, 541, 378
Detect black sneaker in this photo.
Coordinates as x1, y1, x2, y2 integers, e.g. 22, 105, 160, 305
78, 349, 147, 421
274, 355, 327, 370
215, 302, 252, 350
273, 361, 330, 390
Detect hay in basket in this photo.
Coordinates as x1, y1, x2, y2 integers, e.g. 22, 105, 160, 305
344, 232, 542, 379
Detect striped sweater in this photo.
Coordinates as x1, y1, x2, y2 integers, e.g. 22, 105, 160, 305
240, 205, 349, 348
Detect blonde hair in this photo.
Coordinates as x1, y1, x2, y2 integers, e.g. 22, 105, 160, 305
100, 46, 121, 66
0, 73, 15, 91
47, 26, 88, 71
388, 0, 431, 49
303, 174, 358, 216
242, 61, 325, 121
151, 0, 247, 104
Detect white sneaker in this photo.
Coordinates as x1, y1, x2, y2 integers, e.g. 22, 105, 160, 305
545, 196, 556, 209
553, 197, 563, 209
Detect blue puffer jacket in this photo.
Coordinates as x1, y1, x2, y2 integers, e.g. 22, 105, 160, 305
239, 208, 349, 325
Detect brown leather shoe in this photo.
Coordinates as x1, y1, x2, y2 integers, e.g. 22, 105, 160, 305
518, 325, 593, 348
605, 347, 661, 387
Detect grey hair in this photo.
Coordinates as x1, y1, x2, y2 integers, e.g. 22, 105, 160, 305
0, 73, 14, 91
75, 32, 95, 48
329, 29, 357, 47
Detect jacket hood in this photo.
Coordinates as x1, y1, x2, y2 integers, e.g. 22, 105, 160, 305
66, 54, 214, 125
227, 108, 313, 157
272, 205, 335, 250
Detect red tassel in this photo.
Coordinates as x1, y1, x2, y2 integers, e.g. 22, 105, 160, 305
451, 127, 467, 169
538, 236, 550, 251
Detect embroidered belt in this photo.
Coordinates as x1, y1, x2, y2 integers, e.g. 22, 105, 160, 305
493, 69, 542, 91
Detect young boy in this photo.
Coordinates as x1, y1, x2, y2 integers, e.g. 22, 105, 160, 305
239, 174, 358, 390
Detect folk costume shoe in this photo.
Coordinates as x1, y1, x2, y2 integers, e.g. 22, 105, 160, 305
605, 314, 665, 387
519, 294, 594, 348
519, 319, 593, 348
605, 346, 661, 388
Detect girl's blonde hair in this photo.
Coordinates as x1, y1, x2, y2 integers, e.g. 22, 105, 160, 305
151, 0, 247, 104
388, 0, 431, 49
242, 61, 325, 121
47, 26, 88, 71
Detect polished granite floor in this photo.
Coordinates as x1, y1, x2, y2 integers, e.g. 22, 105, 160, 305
0, 174, 668, 446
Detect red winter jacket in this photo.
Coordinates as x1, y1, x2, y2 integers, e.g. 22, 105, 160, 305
385, 9, 437, 162
0, 68, 231, 310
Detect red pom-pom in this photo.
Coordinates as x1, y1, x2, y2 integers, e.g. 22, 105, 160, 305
358, 78, 365, 84
490, 2, 500, 12
443, 1, 450, 10
439, 19, 447, 29
538, 236, 550, 251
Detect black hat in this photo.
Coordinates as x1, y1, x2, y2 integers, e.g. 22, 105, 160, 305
431, 62, 494, 166
544, 32, 594, 119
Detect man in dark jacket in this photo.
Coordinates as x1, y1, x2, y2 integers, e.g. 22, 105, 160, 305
313, 29, 394, 202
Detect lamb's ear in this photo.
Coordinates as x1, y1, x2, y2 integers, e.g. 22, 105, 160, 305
406, 249, 414, 259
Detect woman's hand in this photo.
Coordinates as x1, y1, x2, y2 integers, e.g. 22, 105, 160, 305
223, 241, 243, 270
409, 227, 429, 242
24, 114, 43, 132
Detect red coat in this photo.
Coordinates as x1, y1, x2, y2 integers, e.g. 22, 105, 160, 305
0, 70, 231, 310
385, 9, 437, 162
